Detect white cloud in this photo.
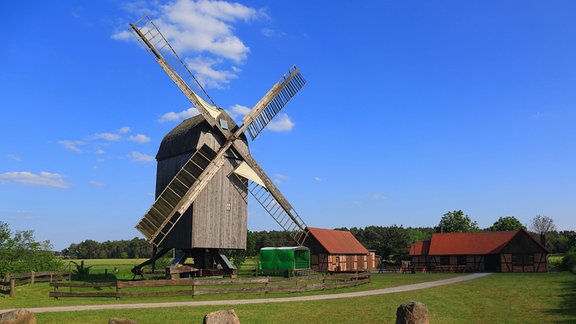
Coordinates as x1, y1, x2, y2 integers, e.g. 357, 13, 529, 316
274, 173, 288, 184
128, 152, 155, 163
267, 113, 295, 132
90, 180, 106, 187
128, 134, 151, 143
314, 177, 322, 182
184, 56, 238, 89
367, 193, 386, 200
0, 171, 71, 188
119, 126, 131, 134
158, 107, 200, 123
59, 140, 86, 153
114, 0, 267, 88
227, 104, 251, 120
8, 154, 22, 162
92, 132, 122, 141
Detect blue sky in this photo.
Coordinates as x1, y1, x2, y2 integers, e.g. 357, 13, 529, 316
2, 1, 575, 250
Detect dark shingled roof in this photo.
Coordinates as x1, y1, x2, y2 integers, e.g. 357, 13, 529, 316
156, 113, 245, 161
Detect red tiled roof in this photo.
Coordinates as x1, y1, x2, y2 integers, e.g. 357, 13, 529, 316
307, 227, 368, 254
427, 230, 519, 255
409, 240, 430, 256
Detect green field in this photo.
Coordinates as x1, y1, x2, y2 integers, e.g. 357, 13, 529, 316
1, 259, 575, 323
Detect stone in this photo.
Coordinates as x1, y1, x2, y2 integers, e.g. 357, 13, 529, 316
203, 309, 241, 324
395, 301, 429, 324
0, 309, 37, 324
108, 318, 137, 324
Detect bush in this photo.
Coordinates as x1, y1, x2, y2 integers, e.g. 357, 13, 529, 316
0, 222, 64, 277
561, 247, 576, 273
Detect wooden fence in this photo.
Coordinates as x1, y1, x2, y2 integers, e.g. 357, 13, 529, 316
1, 271, 71, 297
50, 272, 370, 299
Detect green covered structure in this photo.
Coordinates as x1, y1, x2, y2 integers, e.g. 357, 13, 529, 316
259, 246, 310, 274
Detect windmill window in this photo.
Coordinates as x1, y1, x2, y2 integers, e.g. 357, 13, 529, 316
219, 119, 229, 130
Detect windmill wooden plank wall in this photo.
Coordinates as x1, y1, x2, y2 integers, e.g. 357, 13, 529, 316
154, 115, 249, 250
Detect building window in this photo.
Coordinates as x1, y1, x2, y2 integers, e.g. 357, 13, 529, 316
512, 254, 534, 266
440, 256, 450, 265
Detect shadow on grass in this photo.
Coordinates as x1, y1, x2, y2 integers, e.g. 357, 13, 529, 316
545, 272, 576, 323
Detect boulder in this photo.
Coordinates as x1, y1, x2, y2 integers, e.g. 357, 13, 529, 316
395, 301, 429, 324
203, 309, 240, 324
0, 309, 36, 324
108, 318, 137, 324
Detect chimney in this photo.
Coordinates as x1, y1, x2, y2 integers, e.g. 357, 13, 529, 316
540, 232, 546, 247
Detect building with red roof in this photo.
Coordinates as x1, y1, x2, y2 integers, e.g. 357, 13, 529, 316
409, 229, 548, 273
304, 227, 376, 272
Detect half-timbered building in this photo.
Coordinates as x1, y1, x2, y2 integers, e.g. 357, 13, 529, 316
304, 227, 376, 272
409, 229, 548, 273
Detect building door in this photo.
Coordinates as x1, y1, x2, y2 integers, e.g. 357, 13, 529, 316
485, 254, 499, 272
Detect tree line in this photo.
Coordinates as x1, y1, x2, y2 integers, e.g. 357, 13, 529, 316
2, 211, 575, 277
59, 212, 576, 263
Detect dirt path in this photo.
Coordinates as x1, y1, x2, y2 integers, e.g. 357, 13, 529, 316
17, 273, 492, 314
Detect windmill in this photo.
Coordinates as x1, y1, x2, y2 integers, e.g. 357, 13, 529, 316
128, 16, 309, 277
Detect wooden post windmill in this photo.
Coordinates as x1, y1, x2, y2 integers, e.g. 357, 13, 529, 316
129, 16, 310, 277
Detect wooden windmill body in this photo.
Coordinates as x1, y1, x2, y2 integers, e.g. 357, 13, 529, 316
155, 115, 249, 250
129, 16, 310, 277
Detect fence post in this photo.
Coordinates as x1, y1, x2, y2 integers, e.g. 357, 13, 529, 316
191, 279, 195, 298
10, 278, 15, 298
30, 271, 35, 284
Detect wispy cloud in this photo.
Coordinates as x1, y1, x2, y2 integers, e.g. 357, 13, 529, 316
92, 132, 122, 141
60, 126, 151, 162
274, 173, 288, 184
267, 113, 295, 132
8, 154, 22, 162
90, 180, 106, 187
0, 171, 71, 188
158, 107, 199, 123
226, 104, 251, 120
128, 134, 151, 143
128, 151, 155, 163
113, 0, 267, 88
59, 140, 86, 153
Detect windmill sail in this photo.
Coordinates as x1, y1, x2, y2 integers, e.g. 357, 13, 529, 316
129, 16, 223, 129
135, 144, 217, 246
242, 66, 306, 140
231, 150, 309, 245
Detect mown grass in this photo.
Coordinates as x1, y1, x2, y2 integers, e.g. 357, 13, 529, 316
2, 258, 575, 323
23, 272, 575, 323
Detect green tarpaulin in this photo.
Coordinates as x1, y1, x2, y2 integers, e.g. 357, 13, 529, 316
259, 246, 310, 271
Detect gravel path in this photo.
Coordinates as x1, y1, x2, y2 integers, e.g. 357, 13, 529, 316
14, 273, 492, 314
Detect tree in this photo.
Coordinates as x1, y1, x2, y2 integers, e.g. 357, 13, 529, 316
438, 210, 479, 233
488, 216, 525, 231
0, 221, 63, 277
530, 215, 556, 234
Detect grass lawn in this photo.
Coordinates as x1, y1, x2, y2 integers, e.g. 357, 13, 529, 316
1, 269, 574, 323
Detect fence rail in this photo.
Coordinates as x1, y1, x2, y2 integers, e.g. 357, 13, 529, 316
50, 272, 371, 299
1, 271, 71, 297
